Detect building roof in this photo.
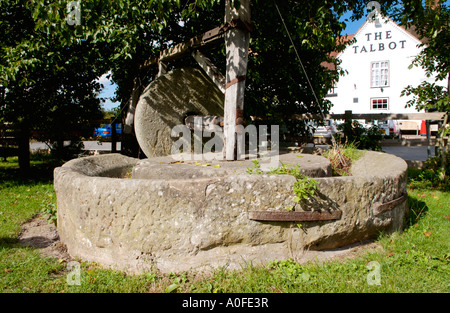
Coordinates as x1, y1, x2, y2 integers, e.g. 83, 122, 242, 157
320, 34, 354, 71
321, 13, 426, 71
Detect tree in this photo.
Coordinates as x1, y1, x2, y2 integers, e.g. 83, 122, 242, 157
393, 0, 449, 112
2, 0, 369, 165
392, 0, 449, 180
245, 1, 362, 138
0, 0, 107, 173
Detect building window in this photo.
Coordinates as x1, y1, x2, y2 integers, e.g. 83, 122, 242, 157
371, 97, 389, 110
326, 86, 337, 97
371, 61, 389, 87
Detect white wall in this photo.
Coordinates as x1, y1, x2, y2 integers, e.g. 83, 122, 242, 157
327, 13, 441, 117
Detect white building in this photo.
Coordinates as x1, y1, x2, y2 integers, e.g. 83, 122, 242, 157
325, 8, 445, 132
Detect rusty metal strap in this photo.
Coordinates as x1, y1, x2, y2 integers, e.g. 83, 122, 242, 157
225, 75, 246, 89
249, 210, 342, 222
373, 193, 407, 215
201, 19, 252, 45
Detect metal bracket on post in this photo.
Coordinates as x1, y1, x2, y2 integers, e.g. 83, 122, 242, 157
236, 108, 244, 126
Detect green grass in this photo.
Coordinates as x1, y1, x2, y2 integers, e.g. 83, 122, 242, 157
0, 155, 449, 293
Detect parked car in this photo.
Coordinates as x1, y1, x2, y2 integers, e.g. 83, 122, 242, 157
377, 120, 400, 138
94, 124, 122, 139
312, 119, 339, 144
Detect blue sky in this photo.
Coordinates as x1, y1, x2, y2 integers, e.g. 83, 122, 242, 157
96, 72, 119, 111
340, 11, 366, 35
97, 15, 367, 111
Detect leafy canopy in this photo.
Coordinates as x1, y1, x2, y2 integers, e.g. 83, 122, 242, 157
5, 1, 368, 129
389, 0, 450, 112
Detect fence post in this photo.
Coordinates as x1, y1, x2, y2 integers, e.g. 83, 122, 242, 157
344, 110, 353, 124
426, 119, 431, 159
17, 126, 30, 175
111, 119, 117, 153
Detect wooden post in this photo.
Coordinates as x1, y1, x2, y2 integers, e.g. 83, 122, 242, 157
344, 110, 353, 124
17, 124, 30, 175
111, 119, 117, 153
223, 0, 251, 160
123, 77, 141, 134
426, 119, 431, 158
192, 50, 226, 93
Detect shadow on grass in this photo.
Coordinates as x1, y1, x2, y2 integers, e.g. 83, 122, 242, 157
0, 235, 55, 250
0, 154, 66, 186
404, 195, 429, 229
0, 237, 19, 248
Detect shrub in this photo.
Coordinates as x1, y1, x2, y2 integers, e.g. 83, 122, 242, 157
408, 152, 450, 190
336, 120, 383, 151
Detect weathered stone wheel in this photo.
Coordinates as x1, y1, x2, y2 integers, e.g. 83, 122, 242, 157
134, 67, 224, 158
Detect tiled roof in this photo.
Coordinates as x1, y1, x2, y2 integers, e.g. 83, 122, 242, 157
320, 34, 354, 71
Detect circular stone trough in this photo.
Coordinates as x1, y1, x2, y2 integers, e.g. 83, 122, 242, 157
54, 150, 408, 273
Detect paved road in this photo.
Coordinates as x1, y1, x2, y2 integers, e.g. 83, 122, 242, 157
30, 141, 121, 151
309, 143, 436, 161
30, 141, 437, 161
381, 146, 435, 161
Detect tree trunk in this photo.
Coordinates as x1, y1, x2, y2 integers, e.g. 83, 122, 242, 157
122, 76, 142, 158
17, 124, 30, 176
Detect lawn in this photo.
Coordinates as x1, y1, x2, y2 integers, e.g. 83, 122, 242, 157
0, 154, 449, 293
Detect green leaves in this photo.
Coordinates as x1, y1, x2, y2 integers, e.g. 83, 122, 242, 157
165, 272, 188, 293
392, 1, 449, 113
293, 176, 318, 203
246, 159, 264, 175
247, 160, 318, 204
401, 81, 448, 112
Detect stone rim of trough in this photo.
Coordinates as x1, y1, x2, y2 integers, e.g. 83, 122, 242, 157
56, 148, 407, 182
54, 149, 408, 273
131, 151, 333, 180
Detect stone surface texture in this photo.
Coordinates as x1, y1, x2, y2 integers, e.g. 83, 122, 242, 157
54, 151, 408, 273
134, 67, 224, 158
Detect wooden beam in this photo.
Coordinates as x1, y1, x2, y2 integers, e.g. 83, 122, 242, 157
329, 112, 448, 121
123, 78, 141, 134
140, 25, 227, 71
192, 50, 226, 93
223, 0, 251, 160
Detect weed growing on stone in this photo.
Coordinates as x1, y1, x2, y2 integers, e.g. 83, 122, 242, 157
324, 141, 363, 176
292, 176, 318, 203
247, 160, 318, 208
246, 159, 264, 175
